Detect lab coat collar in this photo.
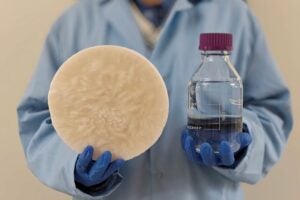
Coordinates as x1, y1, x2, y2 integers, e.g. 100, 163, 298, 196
100, 0, 206, 18
99, 0, 213, 11
173, 0, 193, 11
101, 0, 147, 54
173, 0, 213, 10
99, 0, 211, 56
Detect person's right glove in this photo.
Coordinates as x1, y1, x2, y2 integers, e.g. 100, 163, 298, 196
75, 145, 125, 187
181, 128, 252, 168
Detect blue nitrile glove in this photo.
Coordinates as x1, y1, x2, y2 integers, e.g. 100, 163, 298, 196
75, 146, 125, 187
181, 128, 252, 167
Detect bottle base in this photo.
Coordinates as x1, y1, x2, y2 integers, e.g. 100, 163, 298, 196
188, 129, 241, 154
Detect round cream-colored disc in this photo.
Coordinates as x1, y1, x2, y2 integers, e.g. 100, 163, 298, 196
48, 46, 169, 160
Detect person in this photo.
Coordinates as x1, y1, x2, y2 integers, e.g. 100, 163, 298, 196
17, 0, 293, 199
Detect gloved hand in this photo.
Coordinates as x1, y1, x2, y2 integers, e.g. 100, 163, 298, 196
75, 146, 125, 187
181, 128, 252, 167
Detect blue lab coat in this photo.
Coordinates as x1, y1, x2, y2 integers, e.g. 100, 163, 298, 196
17, 0, 293, 199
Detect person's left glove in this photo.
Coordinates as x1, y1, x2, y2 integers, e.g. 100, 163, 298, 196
75, 145, 125, 187
181, 128, 252, 167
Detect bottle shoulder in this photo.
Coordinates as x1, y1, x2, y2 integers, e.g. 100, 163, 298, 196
190, 58, 241, 83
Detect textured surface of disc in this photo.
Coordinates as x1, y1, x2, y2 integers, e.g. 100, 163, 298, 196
48, 46, 169, 160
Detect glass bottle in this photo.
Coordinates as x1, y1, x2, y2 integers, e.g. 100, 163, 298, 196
187, 33, 243, 153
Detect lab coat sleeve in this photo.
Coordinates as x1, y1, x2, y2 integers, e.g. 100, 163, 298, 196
214, 11, 293, 184
16, 19, 122, 199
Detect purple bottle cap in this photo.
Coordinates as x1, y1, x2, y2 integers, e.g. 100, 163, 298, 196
199, 33, 233, 51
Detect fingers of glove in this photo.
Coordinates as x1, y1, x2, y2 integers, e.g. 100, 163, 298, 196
200, 143, 216, 166
76, 145, 94, 173
101, 159, 125, 181
184, 135, 202, 163
181, 129, 189, 150
89, 151, 112, 179
219, 141, 235, 166
237, 132, 252, 149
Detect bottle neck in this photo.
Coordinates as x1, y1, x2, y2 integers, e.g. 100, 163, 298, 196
200, 50, 231, 62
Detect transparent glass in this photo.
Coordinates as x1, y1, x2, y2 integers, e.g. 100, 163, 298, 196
187, 50, 243, 153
